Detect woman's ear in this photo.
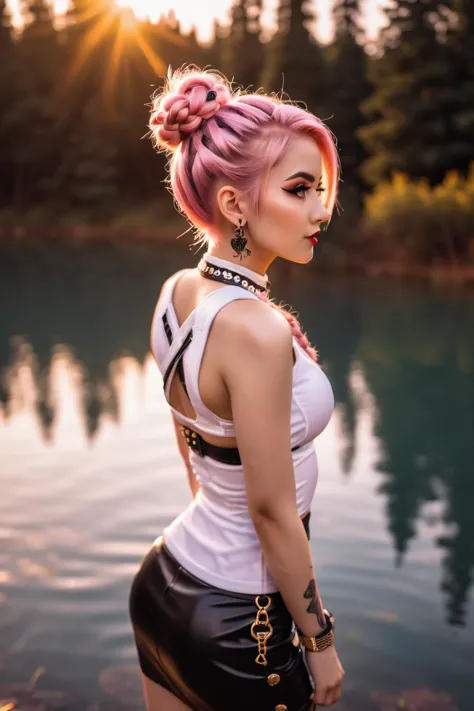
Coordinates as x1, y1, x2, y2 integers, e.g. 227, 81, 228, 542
216, 184, 246, 227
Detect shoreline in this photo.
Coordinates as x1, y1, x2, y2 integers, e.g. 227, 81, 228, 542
347, 258, 474, 285
1, 223, 474, 285
0, 223, 179, 243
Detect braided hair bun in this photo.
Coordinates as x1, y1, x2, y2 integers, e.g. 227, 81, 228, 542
149, 68, 231, 151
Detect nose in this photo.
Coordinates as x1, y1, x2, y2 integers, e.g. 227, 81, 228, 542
311, 200, 330, 226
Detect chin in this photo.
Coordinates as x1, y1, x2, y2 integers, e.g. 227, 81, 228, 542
272, 244, 314, 265
285, 253, 313, 265
299, 245, 316, 265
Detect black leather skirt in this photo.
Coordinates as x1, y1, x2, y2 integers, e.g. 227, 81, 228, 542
128, 512, 313, 711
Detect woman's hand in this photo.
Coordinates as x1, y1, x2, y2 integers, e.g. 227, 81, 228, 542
305, 644, 344, 707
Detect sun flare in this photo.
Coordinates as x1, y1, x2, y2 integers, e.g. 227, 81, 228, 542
116, 0, 163, 23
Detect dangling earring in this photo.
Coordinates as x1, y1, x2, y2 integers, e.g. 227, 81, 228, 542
231, 218, 251, 261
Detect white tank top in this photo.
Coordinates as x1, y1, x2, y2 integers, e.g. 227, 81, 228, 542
151, 266, 335, 594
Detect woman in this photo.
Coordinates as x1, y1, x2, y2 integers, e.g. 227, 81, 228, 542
129, 65, 344, 711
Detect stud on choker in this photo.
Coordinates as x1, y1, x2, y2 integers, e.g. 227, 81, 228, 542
197, 254, 270, 296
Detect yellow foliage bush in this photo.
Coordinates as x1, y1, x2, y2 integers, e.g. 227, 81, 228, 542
364, 165, 474, 264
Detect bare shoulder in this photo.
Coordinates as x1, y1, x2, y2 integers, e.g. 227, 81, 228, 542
159, 268, 190, 296
215, 296, 294, 412
153, 272, 175, 307
215, 296, 292, 359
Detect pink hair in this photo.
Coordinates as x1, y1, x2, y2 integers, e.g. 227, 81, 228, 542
149, 66, 340, 362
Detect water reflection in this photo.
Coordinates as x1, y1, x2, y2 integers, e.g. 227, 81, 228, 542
0, 240, 168, 442
1, 240, 473, 635
0, 340, 161, 447
357, 286, 474, 627
1, 339, 122, 445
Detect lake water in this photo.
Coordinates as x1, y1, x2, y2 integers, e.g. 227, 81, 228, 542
1, 240, 473, 711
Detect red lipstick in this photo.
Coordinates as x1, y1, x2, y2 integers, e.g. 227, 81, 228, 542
305, 230, 320, 246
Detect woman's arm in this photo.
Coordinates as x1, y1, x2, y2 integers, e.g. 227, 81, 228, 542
218, 298, 344, 706
219, 300, 326, 634
171, 412, 200, 499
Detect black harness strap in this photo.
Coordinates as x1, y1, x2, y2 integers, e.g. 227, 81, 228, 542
180, 424, 303, 465
162, 311, 192, 398
162, 311, 173, 346
163, 327, 193, 401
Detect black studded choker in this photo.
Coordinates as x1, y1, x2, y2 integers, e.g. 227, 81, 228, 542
197, 253, 270, 296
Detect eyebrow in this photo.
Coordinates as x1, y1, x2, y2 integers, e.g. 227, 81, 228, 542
284, 171, 316, 182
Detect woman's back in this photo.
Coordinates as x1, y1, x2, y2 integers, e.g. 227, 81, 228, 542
152, 264, 262, 445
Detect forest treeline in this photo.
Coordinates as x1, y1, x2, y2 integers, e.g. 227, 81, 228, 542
0, 0, 473, 265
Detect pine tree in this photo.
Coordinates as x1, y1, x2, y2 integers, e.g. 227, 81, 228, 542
447, 0, 474, 176
238, 1, 265, 90
9, 0, 62, 206
221, 1, 265, 90
21, 0, 59, 77
207, 19, 225, 74
267, 0, 328, 117
359, 0, 460, 186
327, 0, 370, 211
0, 0, 11, 45
55, 0, 124, 210
0, 0, 17, 205
48, 97, 118, 211
333, 0, 359, 37
62, 0, 116, 109
222, 0, 246, 81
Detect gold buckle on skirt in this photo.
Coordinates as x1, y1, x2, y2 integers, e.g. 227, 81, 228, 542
250, 595, 273, 665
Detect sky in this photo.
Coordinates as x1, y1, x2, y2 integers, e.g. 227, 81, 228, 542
6, 0, 391, 43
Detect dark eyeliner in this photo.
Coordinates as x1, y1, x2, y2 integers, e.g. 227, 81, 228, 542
283, 183, 311, 197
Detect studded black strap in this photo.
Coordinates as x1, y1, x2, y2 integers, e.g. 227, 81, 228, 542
197, 257, 270, 296
181, 425, 303, 465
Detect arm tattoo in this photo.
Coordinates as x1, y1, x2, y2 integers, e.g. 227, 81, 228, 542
303, 578, 326, 629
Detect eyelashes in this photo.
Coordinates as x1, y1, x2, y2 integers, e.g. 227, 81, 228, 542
284, 183, 326, 199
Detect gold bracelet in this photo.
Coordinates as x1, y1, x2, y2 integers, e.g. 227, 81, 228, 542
299, 628, 334, 652
298, 609, 335, 652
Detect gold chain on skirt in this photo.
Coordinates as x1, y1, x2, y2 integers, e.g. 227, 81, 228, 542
250, 595, 273, 665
